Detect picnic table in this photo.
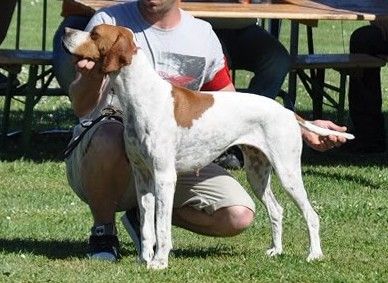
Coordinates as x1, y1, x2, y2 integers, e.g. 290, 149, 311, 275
69, 0, 388, 20
0, 0, 64, 150
66, 0, 388, 121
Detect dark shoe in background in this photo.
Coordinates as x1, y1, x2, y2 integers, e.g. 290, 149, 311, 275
214, 146, 244, 169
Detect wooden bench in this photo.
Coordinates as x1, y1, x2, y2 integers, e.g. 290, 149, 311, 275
292, 53, 386, 122
0, 0, 64, 150
0, 49, 64, 148
232, 53, 386, 122
231, 23, 387, 122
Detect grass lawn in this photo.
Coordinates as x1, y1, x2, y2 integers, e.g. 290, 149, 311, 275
1, 1, 388, 282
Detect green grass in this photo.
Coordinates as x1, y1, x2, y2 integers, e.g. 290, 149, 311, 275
1, 1, 388, 282
0, 159, 387, 282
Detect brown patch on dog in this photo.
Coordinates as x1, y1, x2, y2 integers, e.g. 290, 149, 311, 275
72, 24, 138, 73
171, 86, 214, 128
72, 40, 100, 61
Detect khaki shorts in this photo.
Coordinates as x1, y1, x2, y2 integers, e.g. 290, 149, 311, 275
65, 119, 255, 215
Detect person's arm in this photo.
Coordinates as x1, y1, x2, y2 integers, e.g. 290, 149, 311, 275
201, 61, 234, 91
68, 59, 105, 117
66, 9, 116, 117
201, 25, 234, 91
219, 82, 236, 91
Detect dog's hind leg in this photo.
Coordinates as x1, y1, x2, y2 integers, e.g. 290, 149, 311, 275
241, 145, 284, 257
270, 147, 323, 261
148, 168, 176, 270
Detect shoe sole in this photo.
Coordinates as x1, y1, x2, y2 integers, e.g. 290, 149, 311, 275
87, 251, 118, 261
121, 213, 141, 256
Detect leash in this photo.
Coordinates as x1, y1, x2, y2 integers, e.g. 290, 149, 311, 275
63, 107, 123, 159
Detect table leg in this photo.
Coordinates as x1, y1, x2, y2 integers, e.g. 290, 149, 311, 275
1, 72, 17, 144
22, 65, 39, 151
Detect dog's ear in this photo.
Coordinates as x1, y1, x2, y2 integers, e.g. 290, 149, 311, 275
102, 32, 137, 73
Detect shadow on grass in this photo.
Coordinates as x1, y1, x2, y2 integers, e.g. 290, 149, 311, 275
0, 131, 72, 162
0, 238, 86, 259
172, 244, 237, 259
302, 147, 388, 168
303, 167, 387, 190
0, 238, 238, 260
0, 108, 75, 162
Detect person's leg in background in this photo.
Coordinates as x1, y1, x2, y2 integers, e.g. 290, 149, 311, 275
0, 0, 17, 44
347, 25, 388, 153
53, 16, 91, 92
215, 24, 291, 102
0, 0, 17, 88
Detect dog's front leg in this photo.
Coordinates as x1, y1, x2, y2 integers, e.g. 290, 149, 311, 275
132, 167, 156, 264
148, 169, 176, 270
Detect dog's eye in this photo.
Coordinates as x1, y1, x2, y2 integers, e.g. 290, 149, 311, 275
90, 31, 99, 40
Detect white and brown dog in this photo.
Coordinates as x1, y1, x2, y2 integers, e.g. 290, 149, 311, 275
63, 24, 354, 269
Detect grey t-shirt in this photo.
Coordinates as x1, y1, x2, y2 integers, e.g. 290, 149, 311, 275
77, 1, 227, 127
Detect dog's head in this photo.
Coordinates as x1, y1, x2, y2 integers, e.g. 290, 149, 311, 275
62, 24, 138, 73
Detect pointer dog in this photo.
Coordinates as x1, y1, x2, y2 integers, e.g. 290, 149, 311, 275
63, 24, 354, 269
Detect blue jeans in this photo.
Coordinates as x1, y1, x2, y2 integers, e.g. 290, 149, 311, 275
348, 25, 387, 145
215, 24, 291, 101
53, 16, 91, 92
0, 0, 16, 45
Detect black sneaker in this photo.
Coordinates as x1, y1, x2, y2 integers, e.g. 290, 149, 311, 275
121, 208, 141, 256
214, 146, 244, 170
87, 224, 120, 261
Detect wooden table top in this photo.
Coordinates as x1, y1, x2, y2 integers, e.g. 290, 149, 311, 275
70, 0, 388, 21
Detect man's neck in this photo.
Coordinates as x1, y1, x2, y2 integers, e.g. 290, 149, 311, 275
138, 1, 181, 29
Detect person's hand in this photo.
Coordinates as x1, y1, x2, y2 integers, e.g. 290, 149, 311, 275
74, 58, 103, 80
302, 120, 348, 152
76, 58, 96, 72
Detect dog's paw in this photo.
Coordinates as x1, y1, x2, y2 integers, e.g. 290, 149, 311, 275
147, 259, 168, 270
266, 247, 283, 257
306, 251, 324, 262
140, 247, 155, 264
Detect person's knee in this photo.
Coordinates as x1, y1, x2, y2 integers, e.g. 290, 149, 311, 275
350, 25, 381, 53
264, 42, 291, 76
251, 27, 291, 72
350, 26, 368, 53
223, 206, 255, 235
248, 40, 291, 98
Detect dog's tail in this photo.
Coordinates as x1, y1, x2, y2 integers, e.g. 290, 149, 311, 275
295, 114, 355, 140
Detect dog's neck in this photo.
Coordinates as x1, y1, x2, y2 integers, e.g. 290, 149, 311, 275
108, 48, 173, 125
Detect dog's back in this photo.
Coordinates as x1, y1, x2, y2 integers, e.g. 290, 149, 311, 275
175, 91, 300, 172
